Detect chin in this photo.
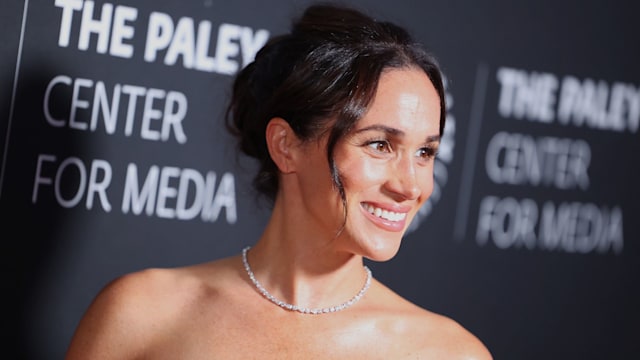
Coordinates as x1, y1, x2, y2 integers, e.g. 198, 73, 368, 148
358, 235, 404, 262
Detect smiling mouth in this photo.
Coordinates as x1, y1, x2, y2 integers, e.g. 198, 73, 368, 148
362, 203, 407, 222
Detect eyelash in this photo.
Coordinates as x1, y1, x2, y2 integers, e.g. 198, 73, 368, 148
363, 139, 438, 160
417, 146, 438, 160
366, 139, 392, 153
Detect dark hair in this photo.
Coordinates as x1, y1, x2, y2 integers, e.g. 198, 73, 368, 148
225, 2, 446, 204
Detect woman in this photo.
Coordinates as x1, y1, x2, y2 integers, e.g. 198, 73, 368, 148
66, 3, 492, 359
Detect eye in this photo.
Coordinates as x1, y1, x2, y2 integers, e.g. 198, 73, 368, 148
367, 140, 392, 153
416, 146, 438, 160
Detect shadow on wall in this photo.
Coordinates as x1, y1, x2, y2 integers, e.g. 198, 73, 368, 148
0, 63, 80, 360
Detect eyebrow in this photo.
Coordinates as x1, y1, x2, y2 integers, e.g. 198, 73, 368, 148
354, 124, 441, 143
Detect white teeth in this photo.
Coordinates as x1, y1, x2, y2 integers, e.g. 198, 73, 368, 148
364, 204, 406, 222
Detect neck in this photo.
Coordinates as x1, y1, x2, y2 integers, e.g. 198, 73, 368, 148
245, 195, 369, 310
242, 246, 371, 314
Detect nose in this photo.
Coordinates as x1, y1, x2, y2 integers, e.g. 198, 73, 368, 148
384, 154, 421, 201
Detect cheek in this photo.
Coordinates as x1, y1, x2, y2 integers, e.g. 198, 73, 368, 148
297, 152, 337, 201
341, 157, 388, 191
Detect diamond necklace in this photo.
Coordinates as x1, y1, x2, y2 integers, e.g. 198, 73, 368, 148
241, 246, 372, 315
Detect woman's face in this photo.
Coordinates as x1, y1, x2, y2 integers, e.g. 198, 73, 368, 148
295, 67, 441, 261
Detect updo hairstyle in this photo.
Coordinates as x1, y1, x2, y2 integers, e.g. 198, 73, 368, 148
225, 3, 445, 204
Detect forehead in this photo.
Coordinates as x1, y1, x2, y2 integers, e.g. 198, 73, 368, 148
357, 68, 441, 137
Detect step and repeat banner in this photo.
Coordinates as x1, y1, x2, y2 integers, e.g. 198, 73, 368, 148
1, 0, 638, 359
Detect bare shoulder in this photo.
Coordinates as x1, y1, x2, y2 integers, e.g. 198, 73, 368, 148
415, 310, 494, 360
368, 282, 493, 360
65, 257, 238, 359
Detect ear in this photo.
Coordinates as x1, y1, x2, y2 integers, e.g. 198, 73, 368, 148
265, 117, 298, 173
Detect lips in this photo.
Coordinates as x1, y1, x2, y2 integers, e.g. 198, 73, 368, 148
362, 203, 407, 222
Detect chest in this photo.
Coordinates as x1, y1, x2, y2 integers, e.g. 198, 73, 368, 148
149, 307, 415, 359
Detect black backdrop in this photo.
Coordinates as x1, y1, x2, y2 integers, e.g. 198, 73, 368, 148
1, 0, 639, 359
